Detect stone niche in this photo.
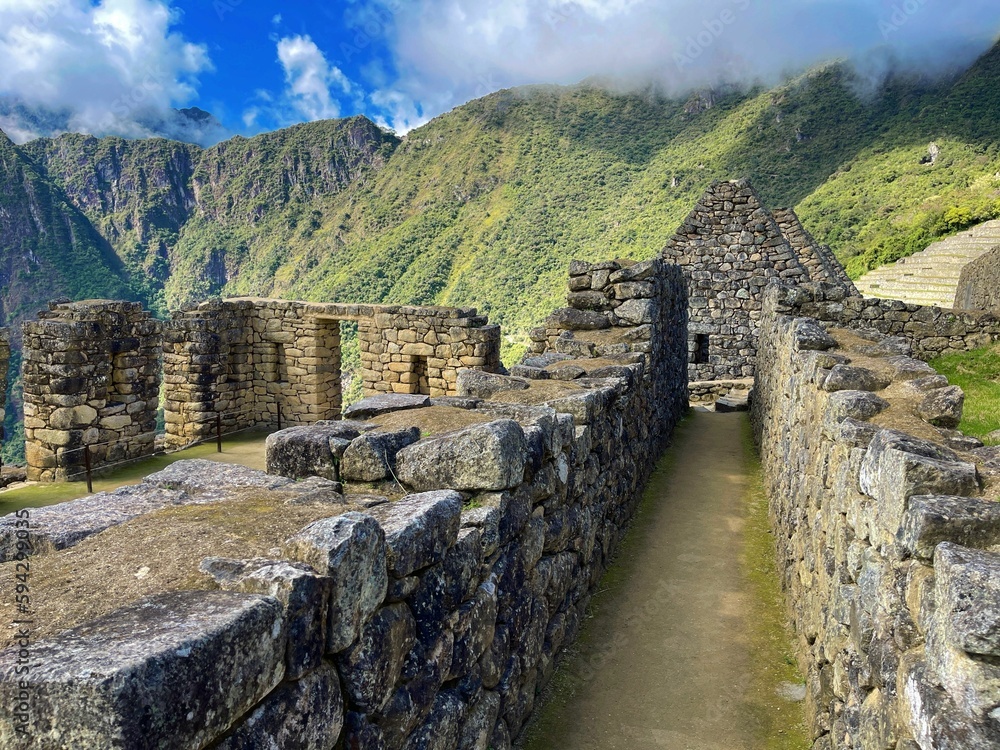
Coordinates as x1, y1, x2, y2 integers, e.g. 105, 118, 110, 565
22, 301, 162, 482
663, 179, 857, 383
163, 299, 501, 450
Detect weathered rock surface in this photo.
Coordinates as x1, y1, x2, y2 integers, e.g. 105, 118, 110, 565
917, 386, 965, 429
456, 370, 530, 400
283, 512, 388, 653
265, 421, 372, 480
0, 485, 191, 561
396, 420, 528, 492
344, 394, 431, 421
144, 459, 293, 495
0, 591, 285, 749
214, 664, 343, 750
367, 491, 463, 577
340, 427, 421, 483
337, 603, 416, 712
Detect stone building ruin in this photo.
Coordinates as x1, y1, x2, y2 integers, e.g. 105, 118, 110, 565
163, 298, 500, 450
662, 179, 858, 384
21, 301, 162, 482
14, 297, 501, 475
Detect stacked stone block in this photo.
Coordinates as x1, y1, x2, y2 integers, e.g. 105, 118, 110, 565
780, 282, 1000, 360
22, 301, 161, 482
163, 299, 500, 450
359, 305, 501, 396
752, 283, 1000, 748
0, 261, 689, 748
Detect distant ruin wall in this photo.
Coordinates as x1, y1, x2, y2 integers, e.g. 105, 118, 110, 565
778, 282, 1000, 359
22, 301, 162, 481
955, 246, 1000, 312
0, 263, 689, 749
663, 179, 808, 382
163, 298, 501, 450
752, 283, 1000, 748
0, 329, 8, 449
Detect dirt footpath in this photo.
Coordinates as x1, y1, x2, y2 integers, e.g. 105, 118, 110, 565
520, 410, 805, 750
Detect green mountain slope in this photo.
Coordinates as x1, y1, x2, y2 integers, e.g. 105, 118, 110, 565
4, 43, 1000, 369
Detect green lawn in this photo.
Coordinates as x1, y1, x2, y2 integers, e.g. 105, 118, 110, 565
0, 430, 272, 516
929, 344, 1000, 443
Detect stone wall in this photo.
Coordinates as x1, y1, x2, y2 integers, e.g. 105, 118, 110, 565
662, 180, 856, 384
21, 301, 162, 481
955, 246, 1000, 312
752, 283, 1000, 749
0, 329, 8, 451
163, 298, 501, 450
777, 282, 1000, 360
0, 262, 689, 749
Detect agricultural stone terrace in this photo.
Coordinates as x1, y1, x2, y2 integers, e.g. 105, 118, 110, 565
0, 260, 688, 748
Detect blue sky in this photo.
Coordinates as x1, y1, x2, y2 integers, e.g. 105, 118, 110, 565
1, 0, 1000, 145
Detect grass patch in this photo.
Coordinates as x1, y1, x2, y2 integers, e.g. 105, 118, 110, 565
0, 429, 273, 516
740, 418, 811, 750
929, 343, 1000, 442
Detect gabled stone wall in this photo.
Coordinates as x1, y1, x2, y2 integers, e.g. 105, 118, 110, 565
662, 179, 809, 381
163, 298, 501, 450
663, 179, 856, 385
22, 301, 162, 481
752, 282, 1000, 748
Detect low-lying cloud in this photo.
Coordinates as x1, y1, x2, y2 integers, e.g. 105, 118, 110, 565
364, 0, 1000, 132
0, 0, 221, 144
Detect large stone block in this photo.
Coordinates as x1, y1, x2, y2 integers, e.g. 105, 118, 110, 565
899, 496, 1000, 561
283, 512, 388, 653
344, 394, 431, 420
336, 603, 416, 713
0, 591, 285, 749
214, 664, 344, 750
265, 421, 371, 481
340, 427, 421, 482
860, 430, 979, 544
367, 491, 463, 577
396, 420, 527, 492
455, 370, 529, 400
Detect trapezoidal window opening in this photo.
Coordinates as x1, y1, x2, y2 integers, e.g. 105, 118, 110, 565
411, 355, 430, 396
264, 341, 288, 384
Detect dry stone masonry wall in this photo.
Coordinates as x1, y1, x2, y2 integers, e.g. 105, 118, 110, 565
752, 282, 1000, 749
777, 282, 1000, 361
21, 301, 162, 481
955, 246, 1000, 312
163, 298, 500, 450
662, 179, 856, 384
0, 260, 688, 749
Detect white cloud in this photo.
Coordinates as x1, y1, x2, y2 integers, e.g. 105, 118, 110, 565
356, 0, 1000, 133
276, 34, 352, 122
0, 0, 216, 143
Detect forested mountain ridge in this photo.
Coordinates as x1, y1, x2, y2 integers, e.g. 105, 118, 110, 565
4, 43, 1000, 348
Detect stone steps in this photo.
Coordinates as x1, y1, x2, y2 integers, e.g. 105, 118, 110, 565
855, 219, 1000, 308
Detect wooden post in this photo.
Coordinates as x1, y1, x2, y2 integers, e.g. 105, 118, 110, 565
277, 403, 282, 431
216, 413, 222, 453
84, 445, 93, 494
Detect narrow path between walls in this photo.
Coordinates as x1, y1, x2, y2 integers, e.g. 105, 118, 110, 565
519, 411, 809, 750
